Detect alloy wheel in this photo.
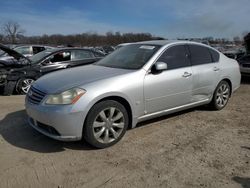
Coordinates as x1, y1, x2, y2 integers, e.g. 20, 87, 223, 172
93, 107, 125, 144
21, 79, 34, 94
216, 83, 230, 108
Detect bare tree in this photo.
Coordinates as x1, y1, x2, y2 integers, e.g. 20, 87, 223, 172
2, 21, 25, 43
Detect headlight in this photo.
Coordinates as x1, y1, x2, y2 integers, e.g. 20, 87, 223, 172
45, 88, 86, 105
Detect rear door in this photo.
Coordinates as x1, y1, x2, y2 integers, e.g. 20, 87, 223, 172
187, 44, 221, 102
144, 45, 193, 114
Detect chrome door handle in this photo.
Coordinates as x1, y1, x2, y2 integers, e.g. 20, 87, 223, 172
213, 67, 220, 71
182, 72, 192, 77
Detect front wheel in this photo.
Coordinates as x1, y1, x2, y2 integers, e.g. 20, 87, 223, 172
16, 78, 35, 94
210, 80, 231, 110
83, 100, 129, 148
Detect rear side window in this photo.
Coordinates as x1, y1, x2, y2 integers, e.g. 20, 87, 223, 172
188, 45, 212, 65
71, 50, 93, 60
157, 45, 190, 70
209, 49, 220, 62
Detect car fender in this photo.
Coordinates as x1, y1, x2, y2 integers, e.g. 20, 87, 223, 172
74, 91, 137, 132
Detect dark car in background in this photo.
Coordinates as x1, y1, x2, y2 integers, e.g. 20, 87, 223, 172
238, 55, 250, 76
0, 44, 105, 95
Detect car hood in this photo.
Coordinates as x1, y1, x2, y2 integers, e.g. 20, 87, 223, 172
0, 43, 30, 62
33, 65, 133, 94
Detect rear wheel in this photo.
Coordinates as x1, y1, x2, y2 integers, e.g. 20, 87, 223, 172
210, 80, 230, 110
83, 100, 128, 148
16, 78, 34, 94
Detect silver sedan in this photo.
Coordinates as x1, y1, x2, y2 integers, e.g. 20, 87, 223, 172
25, 40, 241, 148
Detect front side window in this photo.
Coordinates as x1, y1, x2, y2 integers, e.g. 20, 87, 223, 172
188, 45, 212, 65
29, 49, 55, 64
50, 51, 71, 63
71, 50, 93, 60
96, 44, 160, 70
157, 45, 190, 70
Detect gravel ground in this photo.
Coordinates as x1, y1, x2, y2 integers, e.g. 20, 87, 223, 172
0, 78, 249, 188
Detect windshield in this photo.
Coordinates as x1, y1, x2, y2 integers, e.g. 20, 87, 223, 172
29, 49, 55, 64
95, 44, 160, 69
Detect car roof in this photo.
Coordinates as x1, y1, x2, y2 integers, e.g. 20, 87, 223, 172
134, 40, 212, 47
42, 47, 99, 55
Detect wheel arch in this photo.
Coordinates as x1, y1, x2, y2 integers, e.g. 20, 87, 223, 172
220, 78, 232, 96
84, 95, 134, 130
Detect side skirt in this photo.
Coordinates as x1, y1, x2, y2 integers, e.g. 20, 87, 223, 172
137, 99, 210, 123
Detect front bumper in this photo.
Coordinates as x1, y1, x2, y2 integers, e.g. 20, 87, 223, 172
26, 99, 86, 141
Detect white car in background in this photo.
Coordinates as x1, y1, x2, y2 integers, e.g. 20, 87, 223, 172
0, 45, 53, 61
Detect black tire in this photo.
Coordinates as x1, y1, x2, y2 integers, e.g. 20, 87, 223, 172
3, 81, 16, 96
16, 78, 35, 95
210, 80, 231, 110
83, 100, 129, 148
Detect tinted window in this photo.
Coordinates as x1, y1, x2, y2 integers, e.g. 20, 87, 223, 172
71, 50, 93, 60
33, 46, 45, 55
209, 49, 220, 62
50, 51, 71, 63
188, 45, 212, 65
157, 45, 190, 70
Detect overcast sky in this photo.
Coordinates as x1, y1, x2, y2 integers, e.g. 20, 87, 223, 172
1, 0, 249, 39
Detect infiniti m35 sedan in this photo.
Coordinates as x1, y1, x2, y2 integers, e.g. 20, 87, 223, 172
25, 40, 241, 148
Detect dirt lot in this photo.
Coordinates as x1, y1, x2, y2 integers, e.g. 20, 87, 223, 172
0, 79, 249, 188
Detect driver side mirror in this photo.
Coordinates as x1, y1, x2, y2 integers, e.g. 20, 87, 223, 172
153, 61, 168, 73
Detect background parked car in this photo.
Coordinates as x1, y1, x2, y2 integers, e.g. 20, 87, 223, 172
238, 55, 250, 76
0, 44, 53, 61
0, 44, 105, 95
223, 50, 245, 60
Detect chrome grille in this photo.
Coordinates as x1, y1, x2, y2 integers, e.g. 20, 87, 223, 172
27, 86, 46, 105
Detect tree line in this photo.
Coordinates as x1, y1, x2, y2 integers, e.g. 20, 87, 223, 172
0, 21, 163, 46
16, 32, 163, 47
0, 21, 249, 51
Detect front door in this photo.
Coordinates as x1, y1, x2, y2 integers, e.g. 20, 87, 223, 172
40, 51, 71, 73
144, 45, 193, 114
